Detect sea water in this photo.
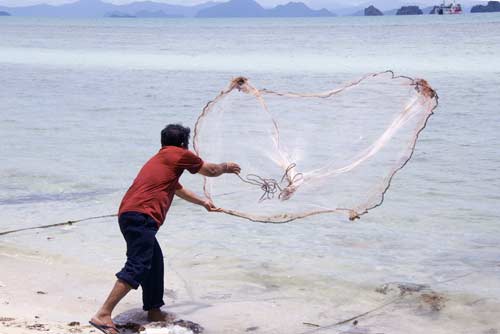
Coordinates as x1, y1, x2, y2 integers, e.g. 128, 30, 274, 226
1, 14, 499, 333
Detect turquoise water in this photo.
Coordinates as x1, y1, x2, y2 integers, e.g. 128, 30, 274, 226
1, 14, 499, 333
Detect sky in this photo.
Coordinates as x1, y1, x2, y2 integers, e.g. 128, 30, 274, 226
0, 0, 481, 7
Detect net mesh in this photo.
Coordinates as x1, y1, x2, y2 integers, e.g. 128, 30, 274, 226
193, 71, 438, 223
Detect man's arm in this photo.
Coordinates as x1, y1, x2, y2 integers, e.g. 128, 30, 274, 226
175, 187, 220, 212
198, 162, 241, 177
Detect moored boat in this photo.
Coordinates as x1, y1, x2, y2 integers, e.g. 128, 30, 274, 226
430, 1, 463, 14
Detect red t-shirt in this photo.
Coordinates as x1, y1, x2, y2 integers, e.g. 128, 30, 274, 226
119, 146, 204, 226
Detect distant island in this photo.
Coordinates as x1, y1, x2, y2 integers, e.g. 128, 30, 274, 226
134, 10, 183, 18
0, 0, 497, 18
266, 2, 333, 17
0, 0, 214, 18
196, 0, 334, 18
107, 10, 183, 18
471, 1, 500, 12
0, 0, 333, 18
196, 0, 265, 17
108, 12, 136, 18
396, 6, 423, 15
364, 5, 383, 16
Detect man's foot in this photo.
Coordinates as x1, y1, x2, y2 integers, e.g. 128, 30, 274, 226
147, 309, 173, 322
90, 315, 119, 334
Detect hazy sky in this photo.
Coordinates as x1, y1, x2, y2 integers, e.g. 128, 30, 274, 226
0, 0, 481, 7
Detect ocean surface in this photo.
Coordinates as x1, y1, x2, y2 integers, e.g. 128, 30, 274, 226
1, 14, 500, 333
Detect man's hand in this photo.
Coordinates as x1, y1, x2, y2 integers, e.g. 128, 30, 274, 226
176, 188, 222, 212
203, 200, 221, 212
199, 162, 241, 177
224, 162, 241, 174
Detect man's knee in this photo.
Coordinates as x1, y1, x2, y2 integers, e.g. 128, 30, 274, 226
116, 260, 152, 289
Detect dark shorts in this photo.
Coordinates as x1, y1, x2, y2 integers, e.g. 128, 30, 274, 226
116, 211, 165, 311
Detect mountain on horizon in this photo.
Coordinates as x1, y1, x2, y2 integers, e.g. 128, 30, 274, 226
0, 0, 335, 18
0, 0, 483, 18
268, 2, 334, 17
197, 0, 266, 17
0, 0, 218, 18
197, 0, 334, 17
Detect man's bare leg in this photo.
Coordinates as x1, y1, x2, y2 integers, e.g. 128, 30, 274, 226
91, 279, 132, 333
147, 308, 172, 322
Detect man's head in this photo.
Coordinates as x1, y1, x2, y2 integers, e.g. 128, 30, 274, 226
161, 124, 191, 149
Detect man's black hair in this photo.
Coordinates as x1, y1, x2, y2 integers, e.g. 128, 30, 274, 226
161, 124, 191, 149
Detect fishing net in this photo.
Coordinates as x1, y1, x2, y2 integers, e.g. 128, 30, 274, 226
193, 71, 438, 223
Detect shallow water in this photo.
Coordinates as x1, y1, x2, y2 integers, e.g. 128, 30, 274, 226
1, 14, 499, 333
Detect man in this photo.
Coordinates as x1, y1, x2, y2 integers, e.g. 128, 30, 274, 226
90, 124, 240, 334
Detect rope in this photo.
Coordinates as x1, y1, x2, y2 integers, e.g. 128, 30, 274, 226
236, 163, 304, 202
296, 268, 481, 334
0, 214, 117, 236
298, 297, 401, 334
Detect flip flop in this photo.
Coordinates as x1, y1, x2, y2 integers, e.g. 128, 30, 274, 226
89, 321, 120, 334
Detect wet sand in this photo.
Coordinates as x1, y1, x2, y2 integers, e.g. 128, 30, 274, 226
0, 244, 204, 334
1, 242, 500, 334
0, 242, 376, 334
0, 243, 331, 334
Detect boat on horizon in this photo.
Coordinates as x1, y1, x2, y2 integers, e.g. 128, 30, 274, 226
430, 1, 463, 14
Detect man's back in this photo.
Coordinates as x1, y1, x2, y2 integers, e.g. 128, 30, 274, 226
118, 146, 203, 226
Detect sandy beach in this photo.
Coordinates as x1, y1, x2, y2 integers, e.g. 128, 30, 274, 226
2, 238, 500, 334
0, 241, 357, 334
0, 242, 206, 334
0, 242, 312, 334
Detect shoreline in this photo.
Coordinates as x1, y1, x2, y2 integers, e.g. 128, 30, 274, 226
1, 241, 500, 334
0, 243, 374, 333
